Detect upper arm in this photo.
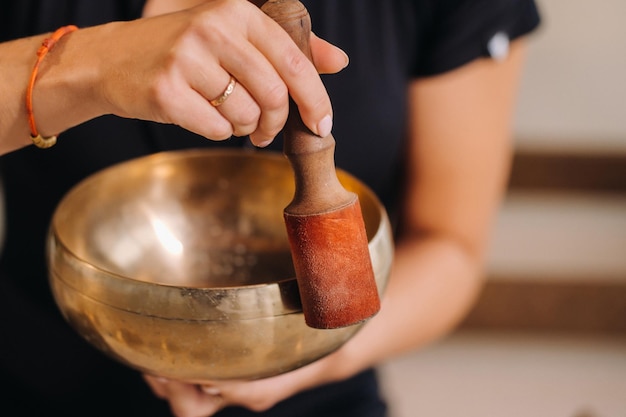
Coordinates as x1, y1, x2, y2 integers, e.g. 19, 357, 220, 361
400, 40, 528, 259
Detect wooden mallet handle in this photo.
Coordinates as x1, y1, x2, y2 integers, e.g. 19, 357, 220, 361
261, 0, 380, 329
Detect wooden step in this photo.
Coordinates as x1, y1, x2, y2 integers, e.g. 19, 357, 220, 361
463, 151, 626, 334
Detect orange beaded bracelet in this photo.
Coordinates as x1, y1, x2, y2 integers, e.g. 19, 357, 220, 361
26, 25, 78, 148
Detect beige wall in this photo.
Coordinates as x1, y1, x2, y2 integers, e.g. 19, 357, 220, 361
514, 0, 626, 154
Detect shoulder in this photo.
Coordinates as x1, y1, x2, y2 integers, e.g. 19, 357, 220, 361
415, 0, 541, 76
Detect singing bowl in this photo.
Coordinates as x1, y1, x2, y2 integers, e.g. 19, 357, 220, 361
47, 149, 393, 382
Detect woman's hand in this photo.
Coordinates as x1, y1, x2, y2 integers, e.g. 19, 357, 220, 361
98, 0, 347, 145
143, 346, 351, 417
31, 0, 348, 147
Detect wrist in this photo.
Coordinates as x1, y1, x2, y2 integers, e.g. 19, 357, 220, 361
25, 26, 78, 148
312, 335, 372, 385
32, 25, 108, 138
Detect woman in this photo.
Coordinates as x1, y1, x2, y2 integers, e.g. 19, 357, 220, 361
0, 0, 539, 416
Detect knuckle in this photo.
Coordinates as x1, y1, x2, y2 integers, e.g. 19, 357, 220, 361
210, 123, 233, 140
259, 108, 288, 139
230, 103, 260, 137
264, 118, 287, 139
311, 93, 330, 115
195, 11, 231, 45
149, 78, 172, 113
284, 49, 311, 78
143, 75, 178, 122
235, 102, 261, 127
232, 126, 253, 138
260, 81, 288, 111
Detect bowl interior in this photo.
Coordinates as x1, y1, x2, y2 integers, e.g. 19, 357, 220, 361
53, 149, 383, 290
53, 150, 295, 288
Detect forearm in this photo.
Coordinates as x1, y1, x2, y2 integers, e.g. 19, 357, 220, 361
0, 0, 346, 156
0, 34, 69, 154
332, 233, 483, 377
0, 27, 108, 155
324, 45, 527, 381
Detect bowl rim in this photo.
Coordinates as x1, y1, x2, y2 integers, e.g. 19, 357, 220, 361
48, 148, 391, 320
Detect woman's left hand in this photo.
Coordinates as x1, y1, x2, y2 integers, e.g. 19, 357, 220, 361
143, 348, 348, 417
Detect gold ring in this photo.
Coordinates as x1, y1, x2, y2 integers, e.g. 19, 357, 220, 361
209, 76, 236, 107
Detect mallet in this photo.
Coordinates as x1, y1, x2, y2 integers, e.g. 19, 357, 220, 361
260, 0, 381, 329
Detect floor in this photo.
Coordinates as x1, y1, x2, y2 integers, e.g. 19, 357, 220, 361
379, 330, 626, 417
378, 190, 626, 417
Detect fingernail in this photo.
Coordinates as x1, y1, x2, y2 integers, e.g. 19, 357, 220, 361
340, 49, 350, 69
255, 139, 273, 148
317, 115, 333, 138
201, 386, 222, 396
155, 377, 170, 384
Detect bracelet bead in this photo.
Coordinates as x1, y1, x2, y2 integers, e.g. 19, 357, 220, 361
30, 134, 58, 149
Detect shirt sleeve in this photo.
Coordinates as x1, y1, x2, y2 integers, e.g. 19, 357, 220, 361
414, 0, 541, 77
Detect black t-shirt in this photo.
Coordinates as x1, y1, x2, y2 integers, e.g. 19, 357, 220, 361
0, 1, 539, 416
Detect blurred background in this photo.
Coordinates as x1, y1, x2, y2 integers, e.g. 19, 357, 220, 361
379, 0, 626, 416
0, 0, 622, 415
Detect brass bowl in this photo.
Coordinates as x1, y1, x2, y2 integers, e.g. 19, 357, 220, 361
47, 149, 393, 382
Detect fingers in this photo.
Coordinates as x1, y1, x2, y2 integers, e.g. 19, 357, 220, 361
210, 77, 263, 139
143, 375, 224, 417
154, 78, 235, 141
310, 32, 350, 75
188, 9, 349, 146
201, 32, 289, 145
141, 352, 335, 416
248, 16, 335, 141
104, 1, 350, 147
